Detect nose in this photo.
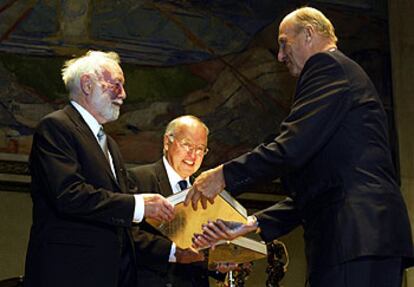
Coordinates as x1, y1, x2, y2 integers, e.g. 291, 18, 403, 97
277, 48, 285, 63
118, 84, 126, 100
186, 148, 197, 158
185, 147, 199, 161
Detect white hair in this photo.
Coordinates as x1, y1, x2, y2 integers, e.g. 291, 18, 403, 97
61, 50, 120, 98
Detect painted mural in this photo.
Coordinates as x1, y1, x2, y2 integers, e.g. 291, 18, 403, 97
0, 0, 393, 170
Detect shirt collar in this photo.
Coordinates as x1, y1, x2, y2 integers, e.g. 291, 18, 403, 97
71, 100, 102, 141
162, 156, 190, 193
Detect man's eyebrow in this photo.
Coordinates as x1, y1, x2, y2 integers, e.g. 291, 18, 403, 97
113, 76, 124, 84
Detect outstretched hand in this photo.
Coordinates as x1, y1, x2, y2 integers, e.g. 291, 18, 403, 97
184, 188, 212, 210
184, 165, 225, 210
143, 194, 174, 222
192, 216, 259, 249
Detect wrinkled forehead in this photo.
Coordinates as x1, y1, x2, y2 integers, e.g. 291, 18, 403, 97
278, 17, 299, 42
175, 123, 208, 144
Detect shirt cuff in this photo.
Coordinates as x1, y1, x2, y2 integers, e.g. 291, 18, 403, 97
168, 242, 177, 262
132, 194, 144, 223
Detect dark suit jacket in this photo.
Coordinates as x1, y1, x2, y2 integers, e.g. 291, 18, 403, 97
24, 104, 136, 287
223, 50, 414, 271
129, 160, 222, 287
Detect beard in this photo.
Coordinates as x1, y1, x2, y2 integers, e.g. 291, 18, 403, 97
102, 104, 120, 122
91, 91, 120, 123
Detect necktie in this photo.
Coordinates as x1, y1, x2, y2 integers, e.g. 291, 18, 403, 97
177, 180, 188, 191
97, 126, 109, 160
97, 127, 117, 179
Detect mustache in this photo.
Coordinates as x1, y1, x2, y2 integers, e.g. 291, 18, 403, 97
111, 99, 123, 106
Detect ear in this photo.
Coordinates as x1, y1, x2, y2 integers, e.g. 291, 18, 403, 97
163, 134, 170, 151
80, 74, 93, 96
304, 25, 314, 43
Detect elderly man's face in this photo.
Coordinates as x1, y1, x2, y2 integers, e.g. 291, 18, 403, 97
277, 19, 309, 77
164, 122, 208, 178
88, 64, 126, 124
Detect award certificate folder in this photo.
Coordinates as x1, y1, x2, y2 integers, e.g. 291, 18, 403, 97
207, 236, 267, 264
147, 189, 247, 249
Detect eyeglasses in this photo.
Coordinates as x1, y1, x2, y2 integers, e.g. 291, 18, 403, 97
100, 81, 124, 95
168, 135, 209, 156
94, 76, 124, 95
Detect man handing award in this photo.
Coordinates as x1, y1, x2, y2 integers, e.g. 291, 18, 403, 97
187, 6, 414, 287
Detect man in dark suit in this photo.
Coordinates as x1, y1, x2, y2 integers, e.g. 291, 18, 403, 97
24, 51, 174, 287
187, 7, 414, 287
129, 115, 226, 287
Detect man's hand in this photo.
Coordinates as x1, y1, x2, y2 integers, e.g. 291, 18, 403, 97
184, 165, 225, 210
143, 194, 174, 222
175, 247, 205, 264
192, 216, 259, 249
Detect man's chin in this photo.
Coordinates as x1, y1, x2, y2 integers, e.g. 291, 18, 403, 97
110, 107, 120, 120
286, 66, 298, 76
180, 167, 197, 178
102, 111, 120, 123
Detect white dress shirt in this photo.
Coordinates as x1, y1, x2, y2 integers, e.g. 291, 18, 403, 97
162, 156, 191, 262
71, 101, 144, 223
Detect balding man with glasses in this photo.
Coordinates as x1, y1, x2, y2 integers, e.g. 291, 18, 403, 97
128, 115, 224, 287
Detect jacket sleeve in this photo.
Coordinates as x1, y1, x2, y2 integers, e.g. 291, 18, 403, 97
30, 115, 135, 227
223, 52, 353, 194
132, 225, 173, 273
128, 165, 174, 273
255, 197, 302, 242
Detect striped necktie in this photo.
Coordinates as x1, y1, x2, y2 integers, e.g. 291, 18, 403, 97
97, 126, 109, 160
97, 127, 117, 179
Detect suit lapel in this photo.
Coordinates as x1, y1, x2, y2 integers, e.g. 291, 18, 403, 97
63, 104, 121, 190
189, 175, 195, 185
154, 160, 174, 197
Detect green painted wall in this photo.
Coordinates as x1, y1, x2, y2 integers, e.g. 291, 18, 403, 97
0, 53, 207, 105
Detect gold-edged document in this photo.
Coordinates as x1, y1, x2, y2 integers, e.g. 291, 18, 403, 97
147, 189, 247, 249
207, 236, 267, 264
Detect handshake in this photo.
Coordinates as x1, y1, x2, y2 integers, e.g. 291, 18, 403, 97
192, 216, 260, 250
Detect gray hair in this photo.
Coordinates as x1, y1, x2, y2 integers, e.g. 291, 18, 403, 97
291, 7, 338, 44
61, 50, 120, 99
